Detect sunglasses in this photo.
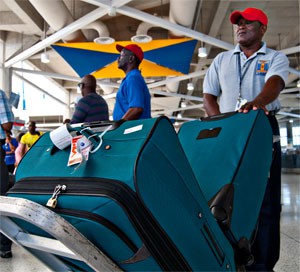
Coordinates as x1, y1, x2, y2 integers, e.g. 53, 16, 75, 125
236, 20, 261, 27
77, 82, 84, 88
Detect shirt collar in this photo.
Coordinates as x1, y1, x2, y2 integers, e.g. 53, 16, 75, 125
233, 42, 267, 55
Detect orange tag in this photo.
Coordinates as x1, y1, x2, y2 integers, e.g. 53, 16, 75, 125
67, 135, 92, 166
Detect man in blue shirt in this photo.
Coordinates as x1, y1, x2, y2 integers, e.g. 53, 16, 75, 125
113, 44, 151, 120
203, 8, 289, 272
0, 89, 14, 258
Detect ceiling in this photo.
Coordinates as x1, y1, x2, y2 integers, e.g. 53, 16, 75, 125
1, 0, 299, 126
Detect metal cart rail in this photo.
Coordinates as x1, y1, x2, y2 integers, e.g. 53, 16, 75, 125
0, 196, 123, 272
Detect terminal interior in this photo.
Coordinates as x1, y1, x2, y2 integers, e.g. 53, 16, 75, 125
0, 0, 299, 271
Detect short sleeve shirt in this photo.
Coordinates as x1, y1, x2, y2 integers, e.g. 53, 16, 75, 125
0, 90, 14, 140
20, 132, 43, 149
71, 93, 109, 124
203, 42, 289, 113
113, 69, 151, 120
2, 138, 18, 165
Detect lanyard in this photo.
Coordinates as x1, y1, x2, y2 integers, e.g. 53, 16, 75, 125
236, 54, 255, 98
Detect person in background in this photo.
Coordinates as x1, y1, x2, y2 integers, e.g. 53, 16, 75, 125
113, 44, 151, 121
0, 89, 14, 258
19, 121, 43, 158
71, 74, 109, 124
14, 131, 25, 169
2, 131, 18, 173
63, 118, 71, 124
203, 7, 289, 271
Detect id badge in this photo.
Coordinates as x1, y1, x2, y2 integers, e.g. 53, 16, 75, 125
235, 97, 247, 111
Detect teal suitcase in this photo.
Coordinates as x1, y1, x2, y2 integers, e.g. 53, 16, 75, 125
178, 110, 273, 263
8, 116, 236, 271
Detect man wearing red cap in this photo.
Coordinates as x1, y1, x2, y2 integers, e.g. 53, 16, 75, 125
113, 44, 151, 120
203, 7, 289, 272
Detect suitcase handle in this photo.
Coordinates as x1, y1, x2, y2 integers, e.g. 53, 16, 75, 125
82, 119, 125, 131
201, 111, 237, 122
67, 124, 112, 153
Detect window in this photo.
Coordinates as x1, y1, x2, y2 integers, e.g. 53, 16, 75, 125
292, 126, 300, 146
280, 127, 287, 147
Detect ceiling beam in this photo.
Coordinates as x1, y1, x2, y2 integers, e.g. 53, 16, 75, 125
150, 89, 203, 102
13, 72, 67, 105
5, 7, 108, 67
204, 0, 231, 57
277, 111, 300, 118
2, 0, 43, 34
148, 70, 207, 89
84, 0, 235, 50
280, 46, 300, 55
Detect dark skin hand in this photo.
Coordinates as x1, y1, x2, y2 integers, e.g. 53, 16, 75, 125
203, 93, 220, 116
238, 75, 285, 114
122, 107, 143, 120
204, 75, 285, 116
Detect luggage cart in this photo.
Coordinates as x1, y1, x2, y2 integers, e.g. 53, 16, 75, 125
0, 196, 123, 272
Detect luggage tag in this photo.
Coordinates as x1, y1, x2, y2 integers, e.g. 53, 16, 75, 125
50, 124, 72, 150
67, 135, 92, 167
235, 97, 247, 111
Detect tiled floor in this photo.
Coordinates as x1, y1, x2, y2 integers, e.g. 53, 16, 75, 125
1, 172, 299, 272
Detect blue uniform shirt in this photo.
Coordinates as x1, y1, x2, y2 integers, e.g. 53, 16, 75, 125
203, 42, 289, 113
113, 69, 151, 120
2, 138, 18, 165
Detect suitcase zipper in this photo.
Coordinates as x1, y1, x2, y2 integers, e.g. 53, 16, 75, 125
9, 177, 190, 271
46, 184, 67, 208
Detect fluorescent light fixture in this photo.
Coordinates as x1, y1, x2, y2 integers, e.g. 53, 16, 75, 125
198, 47, 207, 58
94, 37, 115, 44
131, 34, 152, 43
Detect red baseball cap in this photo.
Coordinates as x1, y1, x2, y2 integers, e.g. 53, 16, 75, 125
230, 7, 268, 26
116, 44, 144, 62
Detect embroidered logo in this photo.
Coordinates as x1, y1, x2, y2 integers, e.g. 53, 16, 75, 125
256, 60, 269, 75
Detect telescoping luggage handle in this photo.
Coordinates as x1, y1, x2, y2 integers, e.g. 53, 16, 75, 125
67, 124, 110, 154
50, 120, 125, 152
201, 111, 237, 122
67, 119, 125, 153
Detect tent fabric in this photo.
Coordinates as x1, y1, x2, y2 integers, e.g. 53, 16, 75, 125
52, 38, 197, 78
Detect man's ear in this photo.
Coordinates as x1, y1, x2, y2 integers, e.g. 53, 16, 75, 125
128, 55, 135, 63
261, 24, 267, 35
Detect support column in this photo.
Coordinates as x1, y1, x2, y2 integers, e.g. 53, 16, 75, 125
0, 31, 12, 97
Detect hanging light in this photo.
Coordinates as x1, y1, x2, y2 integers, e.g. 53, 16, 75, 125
187, 82, 194, 91
198, 46, 207, 58
41, 20, 50, 63
198, 8, 207, 58
41, 48, 50, 63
